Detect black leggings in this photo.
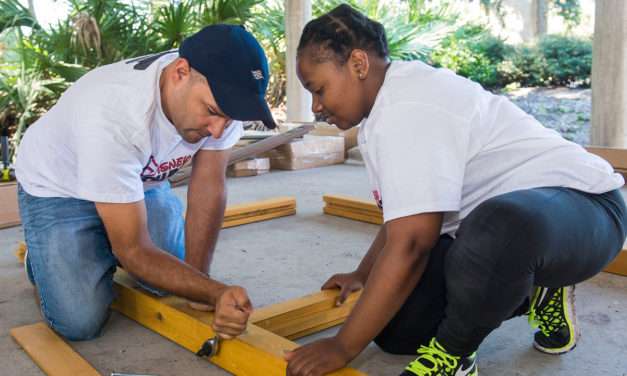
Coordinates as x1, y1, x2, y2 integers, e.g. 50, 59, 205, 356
374, 188, 627, 356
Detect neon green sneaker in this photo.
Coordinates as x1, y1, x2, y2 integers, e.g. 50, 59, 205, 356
529, 285, 578, 354
400, 338, 478, 376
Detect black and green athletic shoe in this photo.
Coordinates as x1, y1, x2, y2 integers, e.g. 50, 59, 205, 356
529, 285, 578, 354
400, 338, 478, 376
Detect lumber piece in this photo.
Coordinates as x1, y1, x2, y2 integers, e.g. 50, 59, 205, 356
325, 203, 382, 218
10, 322, 100, 376
170, 124, 315, 187
111, 271, 365, 376
605, 250, 627, 276
251, 289, 361, 340
223, 208, 296, 228
221, 197, 296, 228
323, 194, 380, 213
323, 195, 382, 224
224, 197, 296, 218
586, 146, 627, 170
323, 206, 382, 225
14, 241, 26, 263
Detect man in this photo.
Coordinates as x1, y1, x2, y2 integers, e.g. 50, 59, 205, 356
15, 24, 276, 341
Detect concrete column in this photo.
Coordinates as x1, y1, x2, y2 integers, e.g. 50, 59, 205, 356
591, 1, 627, 147
533, 0, 547, 38
285, 0, 313, 122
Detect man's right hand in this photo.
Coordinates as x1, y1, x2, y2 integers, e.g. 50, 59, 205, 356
212, 285, 252, 339
321, 271, 366, 306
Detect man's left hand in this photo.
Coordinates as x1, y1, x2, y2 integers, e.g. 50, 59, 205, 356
284, 337, 352, 376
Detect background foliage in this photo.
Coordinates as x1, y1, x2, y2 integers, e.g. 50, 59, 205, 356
0, 0, 589, 163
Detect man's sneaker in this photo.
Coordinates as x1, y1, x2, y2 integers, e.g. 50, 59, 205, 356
400, 338, 478, 376
528, 285, 578, 354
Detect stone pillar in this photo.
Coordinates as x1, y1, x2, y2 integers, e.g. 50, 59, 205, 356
533, 0, 547, 38
285, 0, 313, 123
591, 1, 627, 147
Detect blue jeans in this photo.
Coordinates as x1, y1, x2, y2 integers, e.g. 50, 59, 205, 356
18, 183, 185, 341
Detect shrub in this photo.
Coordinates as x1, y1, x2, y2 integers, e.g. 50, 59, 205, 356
536, 35, 592, 87
430, 24, 513, 89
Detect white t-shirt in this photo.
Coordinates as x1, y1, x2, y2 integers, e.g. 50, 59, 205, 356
358, 61, 623, 235
16, 53, 243, 203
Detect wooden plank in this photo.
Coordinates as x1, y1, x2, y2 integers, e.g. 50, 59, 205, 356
0, 182, 20, 229
324, 206, 383, 225
323, 194, 380, 213
15, 241, 26, 263
586, 146, 627, 170
605, 250, 627, 276
251, 290, 361, 340
111, 271, 365, 376
10, 322, 100, 376
223, 208, 296, 228
325, 203, 382, 217
224, 197, 296, 218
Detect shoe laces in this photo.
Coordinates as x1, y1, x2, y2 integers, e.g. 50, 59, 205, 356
405, 338, 459, 375
529, 288, 566, 337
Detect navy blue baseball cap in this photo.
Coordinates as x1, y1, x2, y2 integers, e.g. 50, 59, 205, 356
179, 24, 277, 129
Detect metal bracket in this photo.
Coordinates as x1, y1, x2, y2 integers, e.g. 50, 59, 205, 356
196, 336, 220, 358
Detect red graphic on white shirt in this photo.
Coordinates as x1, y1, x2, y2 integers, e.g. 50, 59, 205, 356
373, 190, 383, 209
141, 155, 192, 182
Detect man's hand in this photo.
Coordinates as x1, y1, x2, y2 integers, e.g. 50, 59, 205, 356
285, 337, 352, 376
212, 285, 253, 339
321, 271, 365, 306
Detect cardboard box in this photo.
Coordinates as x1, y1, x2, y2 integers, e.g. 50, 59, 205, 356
0, 182, 20, 229
227, 158, 270, 177
264, 135, 345, 170
308, 123, 359, 153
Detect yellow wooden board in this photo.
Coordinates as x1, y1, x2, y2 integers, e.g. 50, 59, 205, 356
10, 322, 100, 376
224, 197, 296, 218
605, 250, 627, 276
251, 289, 361, 340
112, 271, 365, 376
324, 206, 383, 225
323, 194, 380, 213
223, 208, 296, 228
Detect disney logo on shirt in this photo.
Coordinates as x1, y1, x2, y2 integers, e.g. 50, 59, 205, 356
141, 154, 192, 182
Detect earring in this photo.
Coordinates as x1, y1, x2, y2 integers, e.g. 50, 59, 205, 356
359, 73, 364, 79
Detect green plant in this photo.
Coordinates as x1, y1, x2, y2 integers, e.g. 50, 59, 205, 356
537, 34, 591, 86
430, 24, 513, 88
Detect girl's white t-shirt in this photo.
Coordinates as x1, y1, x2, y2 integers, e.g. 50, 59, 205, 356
358, 61, 623, 235
16, 53, 243, 203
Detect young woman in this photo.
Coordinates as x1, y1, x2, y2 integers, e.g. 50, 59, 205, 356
284, 4, 627, 376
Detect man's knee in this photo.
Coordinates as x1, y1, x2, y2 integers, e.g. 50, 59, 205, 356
42, 300, 110, 341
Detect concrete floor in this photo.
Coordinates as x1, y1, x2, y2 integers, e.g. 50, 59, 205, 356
1, 161, 627, 376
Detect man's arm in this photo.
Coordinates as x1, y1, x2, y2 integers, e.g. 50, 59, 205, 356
185, 149, 230, 274
95, 200, 251, 338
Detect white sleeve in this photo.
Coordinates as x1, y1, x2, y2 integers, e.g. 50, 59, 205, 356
200, 120, 244, 150
73, 120, 146, 203
374, 102, 470, 222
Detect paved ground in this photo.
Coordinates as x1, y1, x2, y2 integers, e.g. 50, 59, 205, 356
1, 162, 627, 375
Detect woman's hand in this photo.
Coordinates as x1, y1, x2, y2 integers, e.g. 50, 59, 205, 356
321, 270, 366, 305
285, 337, 353, 376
